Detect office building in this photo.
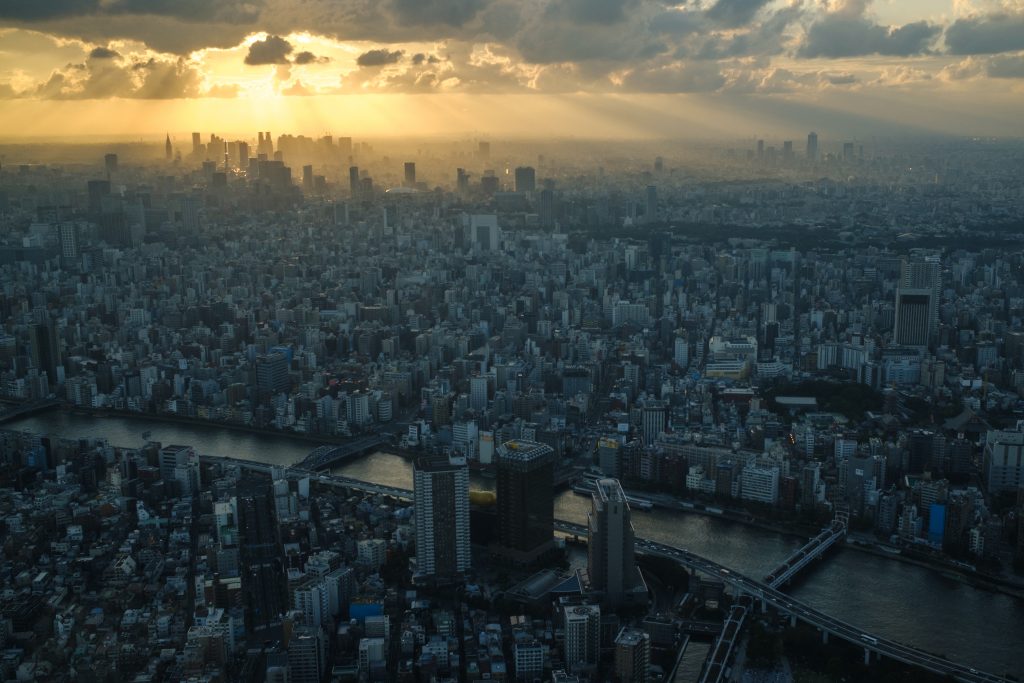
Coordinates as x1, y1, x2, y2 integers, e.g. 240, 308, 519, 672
288, 625, 326, 683
901, 257, 941, 336
645, 185, 657, 223
739, 465, 780, 505
256, 352, 291, 394
563, 604, 600, 674
807, 131, 818, 161
984, 423, 1024, 493
292, 580, 329, 628
159, 444, 200, 495
514, 641, 544, 680
514, 166, 536, 193
413, 454, 470, 581
587, 478, 645, 605
614, 627, 650, 683
236, 477, 284, 629
470, 214, 500, 252
495, 440, 554, 564
58, 223, 78, 259
470, 375, 489, 412
597, 437, 621, 478
641, 401, 666, 446
30, 321, 62, 383
348, 165, 360, 199
894, 288, 932, 347
404, 162, 416, 187
358, 637, 386, 676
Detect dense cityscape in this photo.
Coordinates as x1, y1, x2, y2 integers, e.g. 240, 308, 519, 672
0, 128, 1022, 683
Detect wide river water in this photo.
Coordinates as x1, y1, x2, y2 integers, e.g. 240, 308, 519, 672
8, 412, 1024, 678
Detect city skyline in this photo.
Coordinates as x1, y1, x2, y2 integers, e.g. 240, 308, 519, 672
1, 0, 1024, 138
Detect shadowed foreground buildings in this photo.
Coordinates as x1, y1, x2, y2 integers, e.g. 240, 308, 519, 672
494, 439, 555, 565
587, 478, 648, 606
413, 453, 470, 583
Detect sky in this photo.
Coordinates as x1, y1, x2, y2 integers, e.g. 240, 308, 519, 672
0, 0, 1022, 140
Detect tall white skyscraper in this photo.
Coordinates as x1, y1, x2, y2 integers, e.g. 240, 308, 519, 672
413, 454, 470, 581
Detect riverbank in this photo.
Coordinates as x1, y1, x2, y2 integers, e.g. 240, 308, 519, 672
630, 489, 1024, 602
10, 408, 1024, 605
59, 404, 361, 447
841, 540, 1024, 600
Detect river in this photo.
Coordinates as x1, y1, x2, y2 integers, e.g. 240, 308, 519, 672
8, 411, 1024, 678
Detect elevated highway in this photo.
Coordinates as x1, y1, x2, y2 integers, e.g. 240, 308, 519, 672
201, 453, 1010, 683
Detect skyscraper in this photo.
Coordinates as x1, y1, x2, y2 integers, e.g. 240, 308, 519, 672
644, 185, 657, 224
165, 134, 173, 160
29, 321, 62, 383
349, 165, 360, 200
495, 440, 554, 564
514, 166, 536, 193
404, 162, 416, 187
587, 478, 644, 605
894, 288, 932, 347
563, 604, 600, 674
237, 477, 285, 629
192, 132, 201, 155
901, 257, 941, 336
413, 454, 470, 582
807, 131, 818, 161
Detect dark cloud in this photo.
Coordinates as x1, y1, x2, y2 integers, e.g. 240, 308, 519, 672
987, 54, 1024, 79
103, 0, 261, 23
389, 0, 488, 27
244, 35, 294, 65
0, 0, 259, 23
546, 0, 636, 25
0, 0, 97, 21
88, 46, 121, 59
945, 13, 1024, 55
356, 48, 404, 67
798, 17, 939, 58
705, 0, 772, 29
411, 53, 442, 65
293, 51, 329, 65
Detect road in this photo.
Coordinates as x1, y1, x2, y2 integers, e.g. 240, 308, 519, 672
202, 453, 1011, 683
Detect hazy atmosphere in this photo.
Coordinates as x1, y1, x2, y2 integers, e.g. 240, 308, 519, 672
1, 0, 1023, 138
